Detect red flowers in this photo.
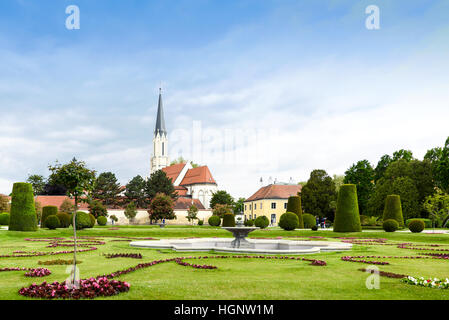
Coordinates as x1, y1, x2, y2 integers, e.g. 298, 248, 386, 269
0, 267, 51, 277
104, 253, 143, 259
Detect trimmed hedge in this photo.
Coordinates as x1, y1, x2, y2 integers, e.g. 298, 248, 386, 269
408, 219, 425, 233
254, 216, 269, 229
8, 182, 37, 231
72, 211, 92, 230
279, 212, 299, 231
222, 213, 235, 227
383, 195, 404, 227
88, 213, 96, 228
45, 215, 60, 230
97, 216, 107, 226
56, 213, 71, 228
0, 212, 10, 225
286, 196, 304, 229
406, 218, 432, 229
208, 215, 221, 227
41, 206, 58, 228
302, 213, 316, 228
333, 184, 362, 232
383, 219, 399, 232
244, 219, 254, 226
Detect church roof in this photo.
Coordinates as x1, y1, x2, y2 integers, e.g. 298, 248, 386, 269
174, 197, 205, 210
162, 163, 186, 183
245, 184, 302, 202
180, 166, 217, 186
154, 89, 167, 136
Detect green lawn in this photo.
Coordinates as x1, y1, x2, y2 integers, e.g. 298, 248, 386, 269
1, 226, 449, 300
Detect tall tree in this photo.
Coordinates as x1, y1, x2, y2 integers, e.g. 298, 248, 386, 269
92, 172, 122, 206
48, 158, 96, 289
125, 175, 147, 208
26, 174, 46, 195
332, 174, 345, 192
423, 189, 449, 227
301, 170, 337, 221
392, 149, 414, 162
374, 154, 392, 182
145, 170, 178, 201
124, 201, 138, 223
344, 160, 375, 215
210, 190, 234, 209
148, 193, 175, 222
435, 137, 449, 193
233, 197, 246, 214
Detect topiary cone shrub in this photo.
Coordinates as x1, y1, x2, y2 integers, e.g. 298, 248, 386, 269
286, 196, 304, 229
279, 212, 299, 231
45, 215, 61, 230
208, 215, 221, 227
41, 206, 58, 228
254, 216, 269, 229
222, 213, 235, 227
408, 219, 425, 233
8, 183, 37, 231
383, 219, 399, 232
333, 184, 362, 232
383, 195, 404, 228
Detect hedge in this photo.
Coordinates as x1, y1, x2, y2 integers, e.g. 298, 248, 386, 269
302, 213, 316, 228
244, 219, 254, 226
406, 218, 432, 229
88, 213, 96, 228
8, 182, 37, 231
208, 215, 221, 227
222, 213, 235, 227
333, 184, 362, 232
56, 213, 71, 228
408, 219, 425, 233
45, 215, 60, 230
279, 212, 299, 231
71, 211, 92, 230
41, 206, 58, 228
254, 216, 269, 229
286, 196, 304, 229
97, 216, 107, 226
383, 195, 404, 227
0, 212, 10, 226
383, 219, 399, 232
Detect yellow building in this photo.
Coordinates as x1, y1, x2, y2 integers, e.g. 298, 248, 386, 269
244, 183, 302, 226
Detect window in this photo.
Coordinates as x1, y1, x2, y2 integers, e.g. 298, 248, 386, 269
162, 142, 164, 155
271, 203, 276, 209
284, 203, 287, 209
245, 205, 247, 211
250, 204, 252, 210
260, 203, 263, 209
271, 214, 276, 224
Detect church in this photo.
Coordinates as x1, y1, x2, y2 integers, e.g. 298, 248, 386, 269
150, 89, 218, 210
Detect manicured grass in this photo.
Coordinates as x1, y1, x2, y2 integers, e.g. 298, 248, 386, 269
0, 226, 449, 300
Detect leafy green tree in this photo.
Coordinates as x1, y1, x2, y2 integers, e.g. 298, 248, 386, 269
48, 158, 96, 288
124, 201, 138, 223
301, 170, 337, 221
59, 198, 75, 215
88, 199, 108, 218
145, 170, 178, 201
233, 197, 246, 214
435, 137, 449, 193
392, 149, 414, 162
26, 174, 46, 195
92, 172, 122, 207
210, 190, 234, 209
125, 175, 147, 208
43, 173, 68, 195
187, 204, 199, 225
212, 204, 233, 218
374, 154, 392, 182
343, 160, 374, 215
423, 189, 449, 228
148, 193, 175, 222
332, 174, 345, 192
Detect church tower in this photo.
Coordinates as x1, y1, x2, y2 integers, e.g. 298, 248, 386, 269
150, 88, 170, 174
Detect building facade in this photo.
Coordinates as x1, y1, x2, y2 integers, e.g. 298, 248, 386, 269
244, 183, 302, 226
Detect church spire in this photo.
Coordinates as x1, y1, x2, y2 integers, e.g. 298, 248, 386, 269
154, 87, 167, 136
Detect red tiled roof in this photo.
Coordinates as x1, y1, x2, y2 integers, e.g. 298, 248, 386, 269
35, 196, 89, 210
174, 197, 205, 210
162, 163, 186, 183
180, 166, 216, 186
245, 184, 302, 202
174, 186, 188, 196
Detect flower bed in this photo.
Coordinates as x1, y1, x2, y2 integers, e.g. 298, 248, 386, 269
104, 253, 143, 259
39, 259, 82, 265
402, 276, 449, 289
0, 267, 51, 277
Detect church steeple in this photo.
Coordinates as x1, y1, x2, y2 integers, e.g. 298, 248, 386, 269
150, 88, 170, 175
154, 88, 167, 136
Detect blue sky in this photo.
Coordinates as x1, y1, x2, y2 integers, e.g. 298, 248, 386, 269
1, 0, 449, 198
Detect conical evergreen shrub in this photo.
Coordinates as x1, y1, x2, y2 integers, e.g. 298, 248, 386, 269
286, 195, 304, 229
8, 182, 37, 231
41, 206, 58, 228
333, 184, 362, 232
383, 195, 404, 227
222, 213, 235, 227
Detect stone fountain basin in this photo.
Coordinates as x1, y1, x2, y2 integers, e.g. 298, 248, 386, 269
130, 238, 352, 255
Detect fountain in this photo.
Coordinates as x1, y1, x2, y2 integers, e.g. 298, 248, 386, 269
221, 212, 258, 248
130, 212, 352, 254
